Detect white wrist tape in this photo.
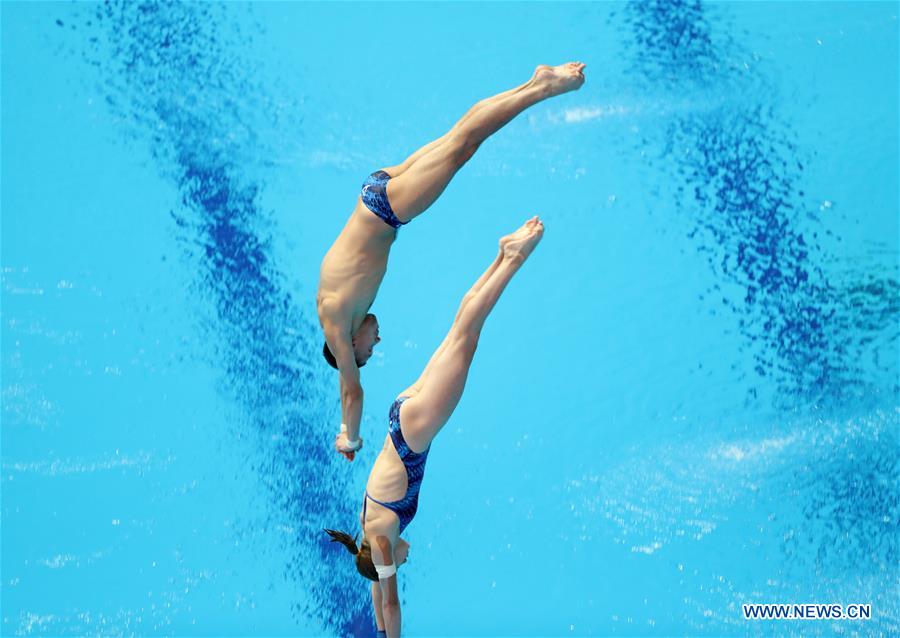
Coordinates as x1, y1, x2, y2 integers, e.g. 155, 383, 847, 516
375, 563, 397, 579
339, 424, 361, 450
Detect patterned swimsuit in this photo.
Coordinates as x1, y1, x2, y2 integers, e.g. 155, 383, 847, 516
361, 170, 408, 229
363, 396, 430, 534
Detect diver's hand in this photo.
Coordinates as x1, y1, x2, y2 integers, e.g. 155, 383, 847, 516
335, 431, 363, 462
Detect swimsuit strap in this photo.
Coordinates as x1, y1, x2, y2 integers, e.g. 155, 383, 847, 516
365, 490, 394, 509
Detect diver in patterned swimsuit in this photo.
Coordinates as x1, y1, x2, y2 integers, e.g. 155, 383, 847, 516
325, 217, 544, 638
316, 63, 586, 461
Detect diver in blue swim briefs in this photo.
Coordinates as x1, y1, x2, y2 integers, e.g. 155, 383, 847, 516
325, 217, 544, 637
316, 63, 586, 461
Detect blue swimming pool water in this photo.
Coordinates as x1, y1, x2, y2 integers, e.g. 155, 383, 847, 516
2, 2, 897, 636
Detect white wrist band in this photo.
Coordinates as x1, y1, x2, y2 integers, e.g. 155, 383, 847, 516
340, 424, 361, 450
375, 563, 397, 579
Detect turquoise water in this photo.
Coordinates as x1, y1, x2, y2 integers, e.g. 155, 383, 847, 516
2, 1, 898, 636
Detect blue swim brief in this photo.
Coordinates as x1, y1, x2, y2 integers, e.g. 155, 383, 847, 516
361, 170, 407, 229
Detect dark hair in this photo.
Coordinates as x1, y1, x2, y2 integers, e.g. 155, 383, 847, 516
322, 341, 366, 370
324, 528, 378, 581
323, 342, 339, 369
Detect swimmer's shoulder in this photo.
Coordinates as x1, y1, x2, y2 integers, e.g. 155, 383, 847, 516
317, 293, 350, 331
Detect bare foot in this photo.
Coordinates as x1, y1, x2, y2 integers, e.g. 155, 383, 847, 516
502, 216, 544, 262
499, 215, 537, 251
532, 62, 586, 97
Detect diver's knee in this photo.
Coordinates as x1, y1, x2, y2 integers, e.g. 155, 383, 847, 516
453, 331, 479, 359
447, 133, 480, 167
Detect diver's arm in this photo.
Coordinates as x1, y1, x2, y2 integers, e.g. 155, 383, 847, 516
379, 574, 401, 638
372, 534, 401, 638
371, 581, 386, 634
326, 328, 364, 460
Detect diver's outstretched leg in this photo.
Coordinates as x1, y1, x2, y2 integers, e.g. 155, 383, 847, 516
378, 81, 532, 177
398, 217, 545, 451
384, 63, 585, 223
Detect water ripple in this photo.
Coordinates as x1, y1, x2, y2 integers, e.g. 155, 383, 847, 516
614, 0, 898, 404
67, 2, 368, 634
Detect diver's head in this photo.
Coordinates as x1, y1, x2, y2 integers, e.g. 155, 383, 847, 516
352, 314, 381, 366
324, 529, 378, 581
322, 314, 381, 369
324, 529, 407, 581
